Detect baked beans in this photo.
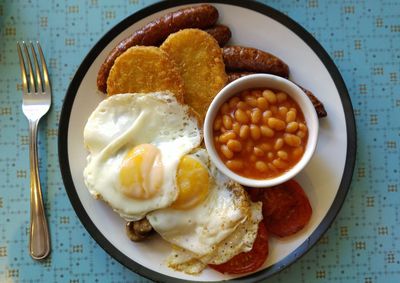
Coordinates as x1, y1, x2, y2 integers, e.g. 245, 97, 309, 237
213, 88, 308, 179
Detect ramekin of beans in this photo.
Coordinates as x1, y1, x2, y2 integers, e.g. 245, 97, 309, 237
204, 74, 319, 188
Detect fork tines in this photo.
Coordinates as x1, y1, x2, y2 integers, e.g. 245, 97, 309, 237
17, 41, 50, 95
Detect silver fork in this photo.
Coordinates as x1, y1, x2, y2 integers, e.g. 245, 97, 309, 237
17, 41, 51, 260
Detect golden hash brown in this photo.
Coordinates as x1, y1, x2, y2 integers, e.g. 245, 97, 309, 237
106, 46, 185, 102
160, 29, 227, 120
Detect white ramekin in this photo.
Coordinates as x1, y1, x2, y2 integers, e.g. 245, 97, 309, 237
204, 74, 319, 188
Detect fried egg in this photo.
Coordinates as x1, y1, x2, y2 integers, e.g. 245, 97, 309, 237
147, 149, 263, 274
83, 92, 202, 221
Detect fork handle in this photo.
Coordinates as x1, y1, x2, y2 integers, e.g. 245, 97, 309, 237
29, 120, 51, 260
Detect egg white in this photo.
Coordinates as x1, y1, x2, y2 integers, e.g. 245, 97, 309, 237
83, 92, 202, 221
147, 149, 263, 274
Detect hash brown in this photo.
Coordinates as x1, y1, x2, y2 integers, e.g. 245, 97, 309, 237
106, 46, 185, 102
160, 29, 227, 120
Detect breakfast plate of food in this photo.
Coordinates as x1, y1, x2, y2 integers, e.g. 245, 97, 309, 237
58, 1, 356, 282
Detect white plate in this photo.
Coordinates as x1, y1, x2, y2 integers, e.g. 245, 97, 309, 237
59, 1, 356, 282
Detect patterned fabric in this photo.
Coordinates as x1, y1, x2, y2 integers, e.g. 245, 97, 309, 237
0, 0, 399, 282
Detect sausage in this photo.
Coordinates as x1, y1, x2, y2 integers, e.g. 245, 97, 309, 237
97, 4, 219, 93
126, 218, 153, 242
226, 71, 254, 83
296, 85, 327, 118
205, 24, 232, 47
227, 72, 327, 118
222, 46, 289, 78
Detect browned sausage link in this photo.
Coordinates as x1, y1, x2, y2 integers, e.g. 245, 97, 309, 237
222, 46, 289, 78
226, 71, 254, 83
126, 218, 154, 242
227, 72, 327, 118
97, 4, 219, 93
205, 24, 232, 47
296, 84, 327, 118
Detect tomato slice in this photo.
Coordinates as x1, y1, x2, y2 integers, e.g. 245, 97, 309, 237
209, 222, 268, 274
248, 179, 312, 237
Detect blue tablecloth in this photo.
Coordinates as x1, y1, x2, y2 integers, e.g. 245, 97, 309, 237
1, 0, 399, 282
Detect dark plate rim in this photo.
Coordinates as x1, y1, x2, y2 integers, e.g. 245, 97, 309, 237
58, 0, 357, 282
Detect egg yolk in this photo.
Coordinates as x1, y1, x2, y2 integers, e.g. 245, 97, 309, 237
119, 144, 163, 200
171, 155, 210, 210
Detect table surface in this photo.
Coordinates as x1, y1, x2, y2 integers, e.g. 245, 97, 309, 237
1, 0, 399, 282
